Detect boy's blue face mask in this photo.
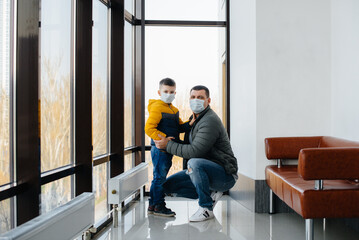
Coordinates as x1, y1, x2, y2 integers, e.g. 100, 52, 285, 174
160, 92, 175, 103
190, 99, 205, 114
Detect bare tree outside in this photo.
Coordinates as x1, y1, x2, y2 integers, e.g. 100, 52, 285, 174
93, 164, 107, 222
41, 177, 71, 214
0, 89, 10, 186
92, 77, 107, 157
0, 0, 12, 232
41, 56, 71, 172
40, 56, 72, 213
0, 199, 11, 234
92, 0, 109, 221
124, 97, 134, 170
92, 76, 108, 222
92, 76, 108, 221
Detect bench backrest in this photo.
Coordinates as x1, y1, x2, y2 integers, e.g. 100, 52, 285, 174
319, 136, 359, 148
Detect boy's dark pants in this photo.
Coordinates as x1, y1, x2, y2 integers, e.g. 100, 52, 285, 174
149, 146, 173, 206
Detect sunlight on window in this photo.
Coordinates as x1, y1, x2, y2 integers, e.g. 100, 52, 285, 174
145, 24, 226, 178
145, 27, 225, 143
124, 21, 134, 149
0, 0, 11, 186
41, 176, 71, 214
146, 0, 224, 21
124, 153, 134, 172
93, 163, 108, 222
145, 152, 183, 191
40, 0, 72, 172
125, 0, 134, 15
0, 198, 11, 233
92, 0, 108, 157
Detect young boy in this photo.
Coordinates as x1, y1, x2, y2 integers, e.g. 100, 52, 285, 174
145, 78, 193, 217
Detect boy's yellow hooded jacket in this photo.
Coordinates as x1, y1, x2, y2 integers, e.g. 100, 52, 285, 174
145, 99, 191, 144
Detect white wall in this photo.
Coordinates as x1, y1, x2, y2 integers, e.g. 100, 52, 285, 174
331, 0, 359, 141
231, 0, 332, 179
255, 0, 332, 178
230, 0, 257, 178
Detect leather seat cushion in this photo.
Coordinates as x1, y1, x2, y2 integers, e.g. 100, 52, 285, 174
265, 165, 359, 219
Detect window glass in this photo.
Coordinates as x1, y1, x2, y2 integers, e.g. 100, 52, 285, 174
0, 198, 12, 233
124, 153, 134, 172
40, 0, 72, 172
0, 0, 11, 186
124, 21, 134, 148
41, 176, 71, 214
93, 163, 108, 223
145, 150, 183, 191
92, 0, 108, 157
145, 27, 225, 175
146, 0, 225, 21
125, 0, 134, 15
145, 151, 151, 191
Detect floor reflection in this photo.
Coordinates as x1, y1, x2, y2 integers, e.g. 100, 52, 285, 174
147, 215, 230, 240
94, 196, 359, 240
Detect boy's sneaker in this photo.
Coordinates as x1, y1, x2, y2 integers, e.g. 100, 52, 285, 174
210, 191, 223, 209
153, 203, 176, 217
189, 207, 214, 222
148, 205, 155, 215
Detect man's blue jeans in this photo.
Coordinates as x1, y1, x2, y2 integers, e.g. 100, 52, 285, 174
163, 158, 236, 210
149, 146, 173, 206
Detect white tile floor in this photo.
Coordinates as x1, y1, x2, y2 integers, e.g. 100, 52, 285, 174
94, 196, 359, 240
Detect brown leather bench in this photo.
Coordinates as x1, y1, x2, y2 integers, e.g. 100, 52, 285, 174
265, 136, 359, 240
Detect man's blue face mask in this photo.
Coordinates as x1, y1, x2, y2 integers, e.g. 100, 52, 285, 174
190, 99, 205, 114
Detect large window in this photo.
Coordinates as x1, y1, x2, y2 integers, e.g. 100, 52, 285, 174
0, 0, 228, 234
124, 21, 135, 171
40, 0, 72, 172
0, 0, 130, 234
125, 0, 134, 15
93, 163, 108, 222
145, 27, 225, 124
92, 0, 109, 222
145, 27, 226, 179
145, 0, 225, 21
144, 1, 227, 187
0, 198, 11, 233
41, 176, 71, 214
0, 0, 13, 232
0, 0, 11, 187
92, 0, 108, 157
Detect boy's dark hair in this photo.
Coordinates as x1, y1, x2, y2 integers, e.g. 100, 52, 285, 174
190, 85, 210, 98
159, 78, 176, 88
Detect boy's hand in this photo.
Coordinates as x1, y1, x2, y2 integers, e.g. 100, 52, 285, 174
154, 134, 174, 149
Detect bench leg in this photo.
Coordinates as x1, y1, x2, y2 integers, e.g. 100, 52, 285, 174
140, 186, 144, 202
306, 219, 314, 240
269, 189, 275, 214
83, 230, 91, 240
113, 204, 119, 228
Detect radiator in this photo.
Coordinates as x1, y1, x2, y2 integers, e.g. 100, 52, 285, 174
0, 192, 94, 240
108, 162, 148, 205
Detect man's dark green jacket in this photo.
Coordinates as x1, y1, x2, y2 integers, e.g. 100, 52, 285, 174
166, 106, 238, 175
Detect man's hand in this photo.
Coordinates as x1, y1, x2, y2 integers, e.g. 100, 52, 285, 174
189, 113, 196, 126
154, 134, 174, 149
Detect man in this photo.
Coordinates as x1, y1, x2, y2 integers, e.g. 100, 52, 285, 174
154, 85, 238, 222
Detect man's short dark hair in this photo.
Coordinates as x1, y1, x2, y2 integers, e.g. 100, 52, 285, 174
190, 85, 210, 98
159, 78, 176, 88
